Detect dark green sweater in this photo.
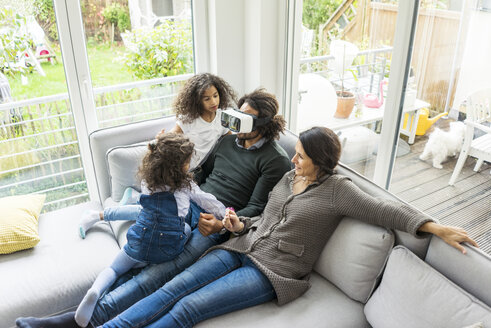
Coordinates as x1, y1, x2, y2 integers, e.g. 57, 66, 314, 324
197, 135, 291, 217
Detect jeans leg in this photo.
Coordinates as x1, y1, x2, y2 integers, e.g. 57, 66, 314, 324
91, 229, 223, 326
146, 254, 275, 328
101, 250, 245, 328
103, 205, 141, 222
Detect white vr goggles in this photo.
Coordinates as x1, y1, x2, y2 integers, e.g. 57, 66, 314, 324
220, 108, 272, 133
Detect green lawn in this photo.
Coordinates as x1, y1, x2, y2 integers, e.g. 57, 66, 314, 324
7, 43, 135, 100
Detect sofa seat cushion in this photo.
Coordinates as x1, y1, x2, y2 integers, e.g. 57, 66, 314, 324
196, 272, 370, 328
0, 202, 121, 328
364, 246, 491, 328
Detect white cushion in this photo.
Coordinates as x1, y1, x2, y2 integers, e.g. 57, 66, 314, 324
364, 246, 491, 328
313, 217, 394, 303
106, 142, 148, 201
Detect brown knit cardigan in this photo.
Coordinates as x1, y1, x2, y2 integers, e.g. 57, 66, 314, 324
208, 169, 434, 305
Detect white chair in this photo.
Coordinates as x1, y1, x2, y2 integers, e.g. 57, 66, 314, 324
449, 88, 491, 185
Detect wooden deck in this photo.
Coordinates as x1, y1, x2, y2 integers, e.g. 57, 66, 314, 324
348, 119, 491, 255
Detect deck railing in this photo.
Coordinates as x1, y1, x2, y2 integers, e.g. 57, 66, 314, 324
299, 46, 393, 95
0, 74, 191, 212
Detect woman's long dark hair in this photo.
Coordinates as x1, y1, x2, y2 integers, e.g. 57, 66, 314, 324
299, 126, 341, 178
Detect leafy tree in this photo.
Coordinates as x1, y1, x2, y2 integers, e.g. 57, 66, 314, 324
123, 19, 193, 79
303, 0, 342, 31
302, 0, 343, 56
0, 8, 34, 77
102, 2, 130, 42
32, 0, 58, 41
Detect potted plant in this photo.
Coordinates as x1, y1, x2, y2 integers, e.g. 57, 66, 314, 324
330, 40, 359, 118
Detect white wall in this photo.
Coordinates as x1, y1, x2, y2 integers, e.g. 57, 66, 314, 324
195, 0, 287, 99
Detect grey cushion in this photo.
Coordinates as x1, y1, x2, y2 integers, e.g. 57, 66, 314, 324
196, 272, 370, 328
0, 202, 120, 328
364, 246, 491, 328
313, 217, 394, 303
425, 236, 491, 307
89, 116, 175, 203
106, 142, 148, 201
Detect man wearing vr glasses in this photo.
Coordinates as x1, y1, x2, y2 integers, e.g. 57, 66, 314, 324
196, 88, 291, 236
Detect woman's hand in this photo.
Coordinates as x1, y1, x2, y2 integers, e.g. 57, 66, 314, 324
419, 222, 478, 254
223, 209, 244, 233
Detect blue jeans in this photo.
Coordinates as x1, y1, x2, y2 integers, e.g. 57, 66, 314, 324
91, 202, 223, 326
101, 250, 276, 328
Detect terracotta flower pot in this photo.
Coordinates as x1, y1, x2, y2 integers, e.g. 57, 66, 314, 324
334, 91, 356, 119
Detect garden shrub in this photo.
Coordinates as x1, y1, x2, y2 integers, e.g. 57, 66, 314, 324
102, 3, 130, 34
123, 19, 193, 79
0, 8, 34, 77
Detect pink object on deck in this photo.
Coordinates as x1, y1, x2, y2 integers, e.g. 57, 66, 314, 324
363, 80, 387, 108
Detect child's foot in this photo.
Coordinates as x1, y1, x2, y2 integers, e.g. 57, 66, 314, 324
119, 187, 140, 206
75, 289, 99, 327
79, 210, 101, 239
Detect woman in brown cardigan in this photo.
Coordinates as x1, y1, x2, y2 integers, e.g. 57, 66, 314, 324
91, 127, 478, 327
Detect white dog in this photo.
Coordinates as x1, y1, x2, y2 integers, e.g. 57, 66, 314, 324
419, 121, 466, 169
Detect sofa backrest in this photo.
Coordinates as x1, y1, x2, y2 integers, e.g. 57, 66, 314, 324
89, 117, 431, 257
89, 116, 175, 204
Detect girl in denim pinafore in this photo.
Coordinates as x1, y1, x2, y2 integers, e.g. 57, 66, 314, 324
125, 192, 190, 264
74, 133, 226, 327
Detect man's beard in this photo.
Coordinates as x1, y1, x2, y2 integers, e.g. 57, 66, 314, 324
237, 130, 260, 140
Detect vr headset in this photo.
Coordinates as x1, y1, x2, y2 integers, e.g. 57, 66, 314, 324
220, 108, 271, 133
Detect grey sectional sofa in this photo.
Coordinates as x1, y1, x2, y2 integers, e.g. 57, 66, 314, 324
1, 116, 490, 328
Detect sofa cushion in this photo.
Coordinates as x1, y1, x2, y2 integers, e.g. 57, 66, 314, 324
364, 246, 491, 328
0, 202, 121, 328
425, 236, 491, 307
0, 194, 45, 254
106, 142, 148, 201
196, 272, 370, 328
313, 217, 394, 303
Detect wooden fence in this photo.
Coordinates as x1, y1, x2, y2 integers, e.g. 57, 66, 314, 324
339, 2, 466, 112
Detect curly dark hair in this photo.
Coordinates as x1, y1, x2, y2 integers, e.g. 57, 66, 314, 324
174, 73, 238, 123
237, 88, 286, 140
138, 133, 195, 193
299, 126, 341, 178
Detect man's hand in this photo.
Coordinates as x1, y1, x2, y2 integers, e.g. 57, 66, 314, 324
198, 213, 223, 236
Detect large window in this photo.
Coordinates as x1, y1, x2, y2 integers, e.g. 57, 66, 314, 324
0, 0, 195, 211
291, 0, 490, 253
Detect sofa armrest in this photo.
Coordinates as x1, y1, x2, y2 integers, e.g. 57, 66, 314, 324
425, 236, 491, 307
89, 116, 176, 204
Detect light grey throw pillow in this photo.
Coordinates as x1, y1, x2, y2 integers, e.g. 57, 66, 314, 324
313, 217, 394, 303
105, 141, 148, 201
364, 246, 491, 328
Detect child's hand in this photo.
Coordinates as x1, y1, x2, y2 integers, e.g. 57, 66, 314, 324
223, 208, 244, 233
155, 128, 166, 139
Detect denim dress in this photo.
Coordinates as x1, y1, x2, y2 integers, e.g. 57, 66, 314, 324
123, 192, 189, 264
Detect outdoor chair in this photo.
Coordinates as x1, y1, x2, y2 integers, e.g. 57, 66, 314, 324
449, 88, 491, 185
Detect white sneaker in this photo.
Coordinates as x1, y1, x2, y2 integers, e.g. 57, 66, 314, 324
119, 187, 140, 206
